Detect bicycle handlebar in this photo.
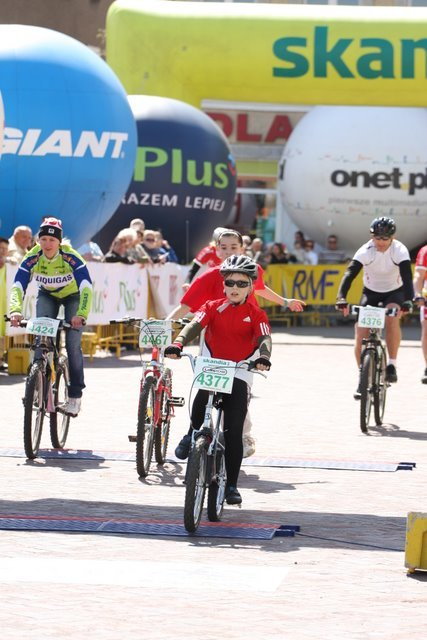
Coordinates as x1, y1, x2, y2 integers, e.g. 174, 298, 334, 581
4, 315, 74, 329
179, 352, 268, 378
109, 316, 189, 328
351, 305, 398, 317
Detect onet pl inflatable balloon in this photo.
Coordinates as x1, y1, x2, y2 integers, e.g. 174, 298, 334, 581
0, 25, 137, 246
94, 95, 237, 262
279, 106, 427, 253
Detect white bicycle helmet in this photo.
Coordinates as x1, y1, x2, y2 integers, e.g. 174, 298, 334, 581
219, 255, 258, 280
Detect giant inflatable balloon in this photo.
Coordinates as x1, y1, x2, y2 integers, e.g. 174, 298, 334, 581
279, 106, 427, 253
94, 95, 237, 262
0, 25, 137, 246
0, 92, 4, 162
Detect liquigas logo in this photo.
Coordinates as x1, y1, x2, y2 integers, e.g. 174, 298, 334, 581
134, 146, 234, 189
273, 26, 427, 79
2, 127, 129, 158
331, 167, 427, 195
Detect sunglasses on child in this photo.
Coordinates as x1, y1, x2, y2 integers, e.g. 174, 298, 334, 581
224, 279, 251, 288
373, 235, 391, 241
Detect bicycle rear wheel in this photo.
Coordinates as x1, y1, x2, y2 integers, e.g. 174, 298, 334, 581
360, 351, 375, 434
374, 348, 387, 426
207, 450, 226, 522
50, 356, 71, 448
154, 369, 172, 465
136, 376, 156, 477
23, 363, 45, 459
184, 436, 208, 533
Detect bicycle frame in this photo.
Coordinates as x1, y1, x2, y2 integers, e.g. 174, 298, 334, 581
3, 315, 73, 458
109, 317, 185, 476
141, 344, 175, 428
181, 353, 264, 482
353, 305, 397, 432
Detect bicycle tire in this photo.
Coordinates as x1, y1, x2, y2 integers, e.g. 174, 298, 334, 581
184, 436, 208, 533
23, 363, 45, 459
360, 351, 374, 434
154, 369, 172, 465
136, 376, 156, 477
207, 450, 226, 522
50, 356, 71, 449
374, 347, 387, 426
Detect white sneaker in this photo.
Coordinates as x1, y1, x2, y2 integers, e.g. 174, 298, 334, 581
242, 435, 256, 458
64, 397, 82, 417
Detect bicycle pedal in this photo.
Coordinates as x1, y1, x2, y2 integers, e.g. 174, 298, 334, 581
128, 435, 137, 442
169, 396, 185, 407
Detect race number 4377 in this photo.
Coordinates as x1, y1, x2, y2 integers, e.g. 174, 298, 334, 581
193, 357, 236, 394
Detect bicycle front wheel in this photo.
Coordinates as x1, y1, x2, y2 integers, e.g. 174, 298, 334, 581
23, 363, 45, 459
136, 376, 156, 477
360, 351, 375, 434
154, 369, 172, 465
374, 348, 387, 426
184, 436, 208, 533
50, 356, 71, 448
207, 450, 226, 522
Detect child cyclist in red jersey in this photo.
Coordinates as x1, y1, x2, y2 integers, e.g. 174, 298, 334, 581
182, 226, 228, 291
165, 255, 272, 506
167, 229, 304, 458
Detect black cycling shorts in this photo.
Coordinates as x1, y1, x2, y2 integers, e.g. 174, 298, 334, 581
360, 286, 405, 308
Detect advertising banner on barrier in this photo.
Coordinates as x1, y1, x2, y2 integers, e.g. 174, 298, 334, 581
147, 263, 189, 319
3, 262, 189, 334
88, 263, 149, 324
259, 264, 363, 307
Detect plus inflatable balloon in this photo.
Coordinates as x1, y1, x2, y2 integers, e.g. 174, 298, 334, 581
94, 95, 237, 262
0, 25, 137, 246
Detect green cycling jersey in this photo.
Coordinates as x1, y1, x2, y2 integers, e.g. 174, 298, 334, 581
9, 243, 93, 320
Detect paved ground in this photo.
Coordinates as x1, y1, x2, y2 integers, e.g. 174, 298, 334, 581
0, 323, 426, 639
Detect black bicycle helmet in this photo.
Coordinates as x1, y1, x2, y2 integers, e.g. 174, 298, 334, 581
219, 255, 258, 280
369, 217, 396, 237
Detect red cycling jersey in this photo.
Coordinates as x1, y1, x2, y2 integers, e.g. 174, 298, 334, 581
415, 246, 427, 320
415, 245, 427, 270
194, 245, 222, 268
194, 298, 271, 362
181, 264, 265, 312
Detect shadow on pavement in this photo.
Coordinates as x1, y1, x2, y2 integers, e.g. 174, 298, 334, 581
240, 470, 329, 494
22, 457, 110, 473
0, 497, 406, 554
368, 423, 427, 440
0, 372, 26, 385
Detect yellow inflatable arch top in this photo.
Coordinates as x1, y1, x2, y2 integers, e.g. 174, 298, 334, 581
106, 0, 427, 108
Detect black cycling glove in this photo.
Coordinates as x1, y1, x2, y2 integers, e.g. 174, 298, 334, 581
164, 342, 183, 358
252, 357, 271, 371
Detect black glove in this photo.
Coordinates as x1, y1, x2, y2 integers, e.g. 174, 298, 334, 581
252, 357, 271, 371
164, 342, 183, 358
401, 301, 413, 313
335, 299, 348, 311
